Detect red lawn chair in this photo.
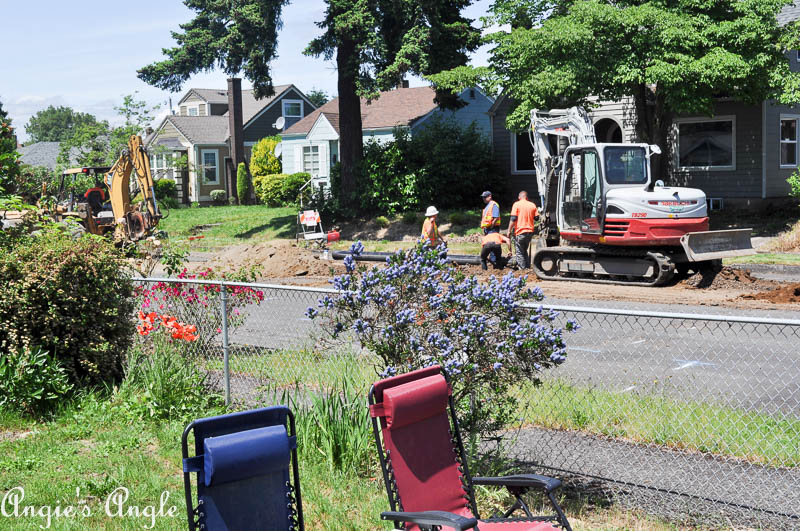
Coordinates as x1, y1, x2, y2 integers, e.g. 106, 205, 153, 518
368, 366, 571, 531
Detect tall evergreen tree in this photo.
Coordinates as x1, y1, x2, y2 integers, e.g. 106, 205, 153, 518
138, 0, 480, 208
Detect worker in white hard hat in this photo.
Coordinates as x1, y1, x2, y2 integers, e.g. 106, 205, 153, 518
421, 206, 445, 247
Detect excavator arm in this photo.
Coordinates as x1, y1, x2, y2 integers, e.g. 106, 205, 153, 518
106, 135, 160, 241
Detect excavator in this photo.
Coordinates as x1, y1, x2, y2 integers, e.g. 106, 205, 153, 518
529, 107, 754, 286
48, 135, 161, 242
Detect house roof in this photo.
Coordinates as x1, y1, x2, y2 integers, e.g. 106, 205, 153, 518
19, 141, 78, 170
179, 88, 230, 105
284, 86, 439, 135
165, 115, 229, 145
225, 85, 292, 125
778, 0, 800, 24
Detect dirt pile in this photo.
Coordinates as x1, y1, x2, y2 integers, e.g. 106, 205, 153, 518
681, 266, 765, 290
205, 241, 345, 280
740, 284, 800, 304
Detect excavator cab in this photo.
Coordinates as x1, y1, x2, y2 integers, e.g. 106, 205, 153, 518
561, 147, 604, 235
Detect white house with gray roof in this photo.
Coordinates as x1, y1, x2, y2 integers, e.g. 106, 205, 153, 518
145, 84, 315, 204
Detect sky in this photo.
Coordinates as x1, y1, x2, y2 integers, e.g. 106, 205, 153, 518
2, 0, 493, 142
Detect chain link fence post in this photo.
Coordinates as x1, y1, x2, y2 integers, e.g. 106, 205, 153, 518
221, 285, 231, 406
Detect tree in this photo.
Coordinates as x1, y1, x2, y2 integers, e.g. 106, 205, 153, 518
250, 135, 282, 177
24, 106, 99, 143
236, 162, 249, 205
0, 121, 22, 197
0, 99, 7, 120
431, 0, 800, 179
138, 0, 480, 210
305, 88, 329, 108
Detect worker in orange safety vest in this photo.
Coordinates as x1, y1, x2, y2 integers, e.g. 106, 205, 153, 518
421, 206, 445, 247
480, 191, 500, 234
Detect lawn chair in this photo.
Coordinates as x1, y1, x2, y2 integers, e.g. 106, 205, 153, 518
181, 406, 304, 530
368, 366, 571, 531
296, 209, 326, 243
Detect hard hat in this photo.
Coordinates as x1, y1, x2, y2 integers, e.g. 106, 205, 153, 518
481, 191, 492, 198
425, 206, 439, 217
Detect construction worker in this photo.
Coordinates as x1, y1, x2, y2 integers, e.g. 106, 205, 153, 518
480, 231, 512, 270
507, 190, 539, 269
480, 191, 501, 234
421, 206, 445, 247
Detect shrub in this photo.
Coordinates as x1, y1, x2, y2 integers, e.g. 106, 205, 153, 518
236, 162, 249, 205
789, 169, 800, 203
253, 172, 309, 207
0, 346, 73, 417
250, 135, 282, 177
448, 211, 467, 226
210, 189, 227, 204
154, 178, 176, 199
309, 241, 577, 441
374, 215, 390, 228
401, 211, 418, 225
0, 226, 134, 387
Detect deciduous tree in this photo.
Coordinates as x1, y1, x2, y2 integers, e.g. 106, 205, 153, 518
432, 0, 800, 179
24, 106, 99, 143
305, 87, 329, 108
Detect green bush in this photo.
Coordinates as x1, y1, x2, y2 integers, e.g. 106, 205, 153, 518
210, 189, 227, 204
253, 172, 310, 207
0, 226, 135, 387
154, 178, 176, 199
448, 211, 467, 226
236, 162, 249, 205
250, 135, 282, 177
374, 215, 390, 228
0, 346, 73, 417
339, 117, 504, 216
789, 169, 800, 203
400, 211, 418, 225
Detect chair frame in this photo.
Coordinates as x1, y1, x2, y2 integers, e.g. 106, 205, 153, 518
369, 366, 572, 531
181, 406, 305, 530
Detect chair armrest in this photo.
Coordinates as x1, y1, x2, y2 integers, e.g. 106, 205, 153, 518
472, 474, 562, 493
380, 510, 478, 530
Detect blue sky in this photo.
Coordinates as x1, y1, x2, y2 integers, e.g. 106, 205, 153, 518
3, 0, 492, 141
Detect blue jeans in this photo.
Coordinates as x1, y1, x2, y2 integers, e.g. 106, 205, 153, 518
513, 232, 534, 269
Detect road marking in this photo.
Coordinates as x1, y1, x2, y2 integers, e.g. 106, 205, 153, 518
299, 317, 313, 321
672, 359, 716, 371
622, 385, 636, 392
569, 347, 602, 353
630, 340, 645, 345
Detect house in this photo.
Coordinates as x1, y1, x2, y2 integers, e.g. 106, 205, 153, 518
489, 4, 800, 208
19, 141, 79, 170
145, 84, 316, 204
280, 85, 494, 189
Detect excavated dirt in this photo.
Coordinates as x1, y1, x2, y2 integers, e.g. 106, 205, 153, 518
740, 283, 800, 304
679, 266, 770, 290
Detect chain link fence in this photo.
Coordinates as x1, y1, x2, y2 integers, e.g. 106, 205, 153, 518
134, 278, 800, 529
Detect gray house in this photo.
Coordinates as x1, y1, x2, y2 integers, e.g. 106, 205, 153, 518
145, 84, 316, 204
489, 5, 800, 208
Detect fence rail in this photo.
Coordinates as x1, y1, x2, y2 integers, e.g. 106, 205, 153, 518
134, 278, 800, 529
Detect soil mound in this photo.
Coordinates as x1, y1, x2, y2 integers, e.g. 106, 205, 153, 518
204, 241, 345, 280
741, 284, 800, 304
681, 266, 762, 290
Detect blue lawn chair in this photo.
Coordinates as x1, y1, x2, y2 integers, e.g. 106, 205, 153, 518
181, 406, 304, 530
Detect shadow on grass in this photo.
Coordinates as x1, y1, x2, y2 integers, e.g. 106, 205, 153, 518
233, 214, 296, 239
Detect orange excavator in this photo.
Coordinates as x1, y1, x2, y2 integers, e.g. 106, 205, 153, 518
49, 135, 161, 242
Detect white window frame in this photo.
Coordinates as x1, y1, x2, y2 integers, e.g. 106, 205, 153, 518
302, 145, 320, 176
510, 132, 536, 174
188, 107, 199, 116
780, 114, 800, 169
283, 100, 304, 119
200, 149, 220, 185
674, 115, 736, 171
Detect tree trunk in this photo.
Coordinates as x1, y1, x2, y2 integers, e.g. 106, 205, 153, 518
633, 84, 672, 182
336, 38, 363, 209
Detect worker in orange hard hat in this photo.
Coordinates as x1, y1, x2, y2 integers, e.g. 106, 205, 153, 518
480, 191, 501, 235
480, 231, 512, 270
421, 206, 445, 247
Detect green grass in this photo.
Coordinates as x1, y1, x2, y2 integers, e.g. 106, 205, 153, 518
725, 252, 800, 265
516, 379, 800, 468
160, 204, 297, 249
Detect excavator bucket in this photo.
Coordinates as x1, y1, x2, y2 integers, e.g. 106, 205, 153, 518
680, 229, 756, 262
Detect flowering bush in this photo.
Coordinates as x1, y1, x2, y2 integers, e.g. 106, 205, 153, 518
309, 241, 578, 439
134, 267, 265, 353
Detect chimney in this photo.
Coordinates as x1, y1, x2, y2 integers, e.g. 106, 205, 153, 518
227, 78, 245, 202
397, 79, 409, 90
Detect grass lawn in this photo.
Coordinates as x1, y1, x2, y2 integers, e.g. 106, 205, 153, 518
725, 253, 800, 266
0, 395, 699, 530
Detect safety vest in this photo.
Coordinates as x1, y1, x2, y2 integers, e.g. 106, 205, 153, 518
482, 232, 507, 247
481, 200, 501, 229
421, 218, 440, 246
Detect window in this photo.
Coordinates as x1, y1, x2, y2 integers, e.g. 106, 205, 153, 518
512, 133, 535, 173
283, 100, 303, 118
188, 107, 198, 116
676, 118, 735, 170
780, 117, 798, 167
201, 150, 219, 184
303, 145, 320, 175
604, 147, 647, 184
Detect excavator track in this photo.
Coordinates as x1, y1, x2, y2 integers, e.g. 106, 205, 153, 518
532, 246, 676, 287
